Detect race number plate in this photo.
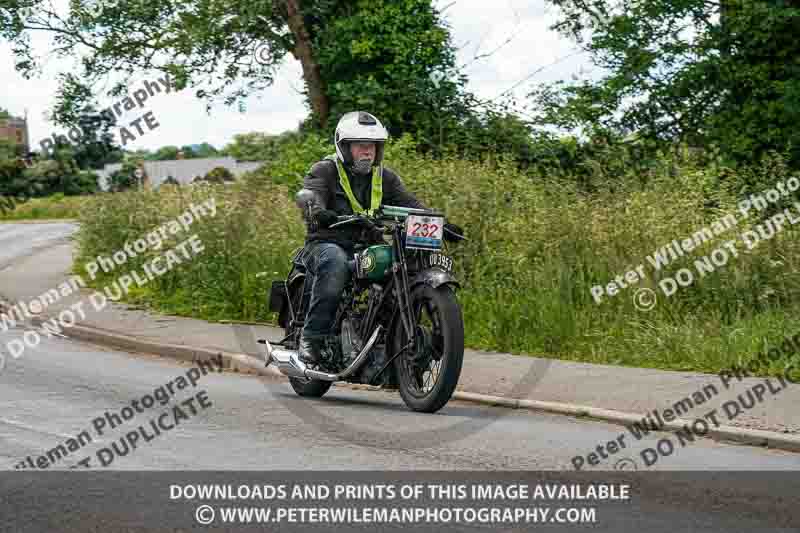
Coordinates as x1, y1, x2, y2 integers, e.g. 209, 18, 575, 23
405, 214, 444, 250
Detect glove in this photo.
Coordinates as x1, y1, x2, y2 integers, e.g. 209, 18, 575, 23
443, 223, 465, 242
365, 225, 385, 242
315, 209, 338, 229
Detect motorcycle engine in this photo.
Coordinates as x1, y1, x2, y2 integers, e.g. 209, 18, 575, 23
340, 313, 389, 385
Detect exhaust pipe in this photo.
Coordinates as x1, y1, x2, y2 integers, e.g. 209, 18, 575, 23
264, 326, 382, 382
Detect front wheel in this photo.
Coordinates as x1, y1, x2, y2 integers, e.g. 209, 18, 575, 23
391, 284, 464, 413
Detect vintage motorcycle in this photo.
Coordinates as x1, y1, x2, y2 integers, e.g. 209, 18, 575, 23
262, 199, 466, 413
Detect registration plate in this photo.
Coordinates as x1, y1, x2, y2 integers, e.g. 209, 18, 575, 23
405, 214, 444, 250
428, 252, 454, 273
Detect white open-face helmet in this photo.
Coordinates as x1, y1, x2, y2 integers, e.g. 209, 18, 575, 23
334, 111, 389, 167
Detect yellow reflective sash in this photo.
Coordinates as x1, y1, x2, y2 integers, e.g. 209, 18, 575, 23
332, 157, 383, 216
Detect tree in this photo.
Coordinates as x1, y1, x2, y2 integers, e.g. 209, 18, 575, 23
222, 130, 301, 161
21, 150, 99, 197
450, 109, 539, 165
138, 143, 219, 160
108, 159, 142, 192
183, 143, 219, 158
308, 0, 469, 142
70, 110, 124, 169
534, 0, 800, 167
41, 75, 124, 169
0, 138, 25, 160
201, 166, 235, 183
0, 158, 27, 197
125, 148, 153, 160
148, 146, 181, 161
1, 0, 469, 138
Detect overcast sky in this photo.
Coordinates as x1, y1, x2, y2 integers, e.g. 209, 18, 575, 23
0, 0, 595, 153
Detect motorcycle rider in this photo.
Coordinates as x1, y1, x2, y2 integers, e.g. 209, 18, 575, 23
294, 111, 463, 365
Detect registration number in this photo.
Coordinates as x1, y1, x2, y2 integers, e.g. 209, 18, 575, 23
405, 214, 444, 250
428, 253, 454, 272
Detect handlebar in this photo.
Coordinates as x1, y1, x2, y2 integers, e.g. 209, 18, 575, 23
327, 209, 467, 242
331, 206, 443, 226
329, 214, 379, 229
335, 214, 365, 223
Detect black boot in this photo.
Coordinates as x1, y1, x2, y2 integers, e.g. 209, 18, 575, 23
298, 335, 327, 365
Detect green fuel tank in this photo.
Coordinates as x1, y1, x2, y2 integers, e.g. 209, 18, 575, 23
355, 244, 394, 281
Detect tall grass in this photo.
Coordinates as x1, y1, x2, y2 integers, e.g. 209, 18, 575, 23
73, 139, 800, 377
74, 183, 303, 321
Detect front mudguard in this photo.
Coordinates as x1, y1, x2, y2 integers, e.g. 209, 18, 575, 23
409, 267, 461, 292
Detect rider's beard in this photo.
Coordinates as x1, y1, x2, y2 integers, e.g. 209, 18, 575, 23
352, 157, 374, 175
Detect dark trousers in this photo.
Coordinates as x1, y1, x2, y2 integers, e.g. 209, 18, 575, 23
301, 241, 351, 339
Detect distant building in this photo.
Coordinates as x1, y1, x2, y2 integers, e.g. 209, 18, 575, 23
0, 115, 30, 154
95, 156, 264, 191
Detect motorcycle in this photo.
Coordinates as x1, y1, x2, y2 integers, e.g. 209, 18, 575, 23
261, 198, 467, 413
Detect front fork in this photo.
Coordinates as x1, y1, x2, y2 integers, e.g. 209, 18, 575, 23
391, 225, 417, 351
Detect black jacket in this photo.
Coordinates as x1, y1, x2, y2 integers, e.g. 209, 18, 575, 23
302, 158, 426, 252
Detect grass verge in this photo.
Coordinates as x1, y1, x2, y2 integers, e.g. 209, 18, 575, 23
0, 193, 92, 220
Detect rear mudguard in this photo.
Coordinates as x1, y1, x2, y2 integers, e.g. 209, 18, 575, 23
273, 266, 306, 330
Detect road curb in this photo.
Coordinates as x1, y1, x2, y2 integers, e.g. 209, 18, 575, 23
32, 319, 800, 455
510, 399, 800, 453
29, 317, 285, 379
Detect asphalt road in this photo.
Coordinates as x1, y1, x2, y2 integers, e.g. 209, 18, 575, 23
1, 222, 799, 532
0, 221, 75, 271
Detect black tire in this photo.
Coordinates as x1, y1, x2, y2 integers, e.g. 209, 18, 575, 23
391, 284, 464, 413
284, 276, 333, 399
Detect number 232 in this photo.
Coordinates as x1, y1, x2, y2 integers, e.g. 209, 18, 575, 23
410, 223, 439, 238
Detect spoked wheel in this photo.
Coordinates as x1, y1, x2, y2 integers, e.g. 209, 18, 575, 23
283, 277, 333, 398
392, 284, 464, 413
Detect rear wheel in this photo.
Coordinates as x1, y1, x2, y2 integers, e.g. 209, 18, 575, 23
284, 276, 333, 398
391, 284, 464, 413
